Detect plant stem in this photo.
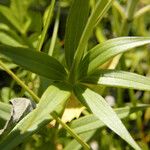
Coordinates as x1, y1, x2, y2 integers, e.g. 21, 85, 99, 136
0, 60, 39, 103
113, 1, 126, 19
48, 5, 60, 56
121, 0, 139, 35
51, 112, 91, 150
134, 4, 150, 19
126, 0, 139, 20
36, 0, 55, 52
19, 72, 32, 97
0, 60, 90, 149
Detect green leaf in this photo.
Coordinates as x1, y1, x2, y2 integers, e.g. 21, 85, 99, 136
70, 104, 150, 134
0, 30, 22, 47
0, 33, 21, 47
0, 83, 71, 150
73, 0, 113, 70
82, 69, 150, 91
0, 24, 25, 46
74, 85, 141, 150
0, 5, 23, 34
64, 0, 90, 69
64, 131, 95, 150
36, 0, 55, 51
0, 98, 35, 136
79, 37, 150, 77
0, 44, 67, 81
0, 102, 11, 121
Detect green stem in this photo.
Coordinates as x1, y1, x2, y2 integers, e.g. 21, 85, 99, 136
19, 72, 32, 97
129, 90, 137, 107
113, 1, 126, 19
134, 4, 150, 19
0, 60, 39, 103
36, 0, 55, 52
126, 0, 139, 20
117, 88, 123, 107
0, 60, 90, 150
9, 67, 22, 99
51, 112, 91, 150
48, 6, 60, 56
121, 0, 139, 35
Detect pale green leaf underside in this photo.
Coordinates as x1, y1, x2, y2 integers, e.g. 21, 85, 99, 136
70, 104, 150, 134
82, 69, 150, 91
79, 37, 150, 76
74, 85, 141, 150
65, 104, 150, 150
0, 84, 71, 150
0, 44, 67, 81
65, 0, 89, 69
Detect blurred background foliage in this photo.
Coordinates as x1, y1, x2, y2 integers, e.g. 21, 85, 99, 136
0, 0, 150, 149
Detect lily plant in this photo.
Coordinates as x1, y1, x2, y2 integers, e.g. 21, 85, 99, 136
0, 0, 150, 150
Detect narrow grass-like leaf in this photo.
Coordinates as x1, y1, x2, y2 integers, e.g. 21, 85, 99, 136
79, 37, 150, 77
48, 6, 60, 56
0, 83, 71, 150
70, 104, 150, 134
66, 103, 150, 150
69, 0, 113, 82
64, 0, 90, 69
0, 44, 67, 81
0, 5, 23, 34
74, 85, 141, 150
0, 32, 22, 47
82, 69, 150, 91
36, 0, 55, 51
72, 0, 113, 74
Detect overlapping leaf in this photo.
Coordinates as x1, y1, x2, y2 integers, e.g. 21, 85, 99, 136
0, 44, 67, 81
0, 83, 71, 150
0, 5, 27, 34
65, 103, 150, 150
74, 0, 113, 65
74, 85, 141, 150
82, 69, 150, 91
64, 0, 90, 69
78, 37, 150, 77
70, 104, 150, 134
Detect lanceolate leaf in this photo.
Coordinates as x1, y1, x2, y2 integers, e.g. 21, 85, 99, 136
70, 104, 150, 134
70, 0, 113, 82
74, 85, 141, 150
0, 83, 71, 150
74, 0, 113, 66
82, 69, 150, 91
0, 44, 67, 81
65, 104, 150, 150
78, 37, 150, 77
65, 0, 90, 69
